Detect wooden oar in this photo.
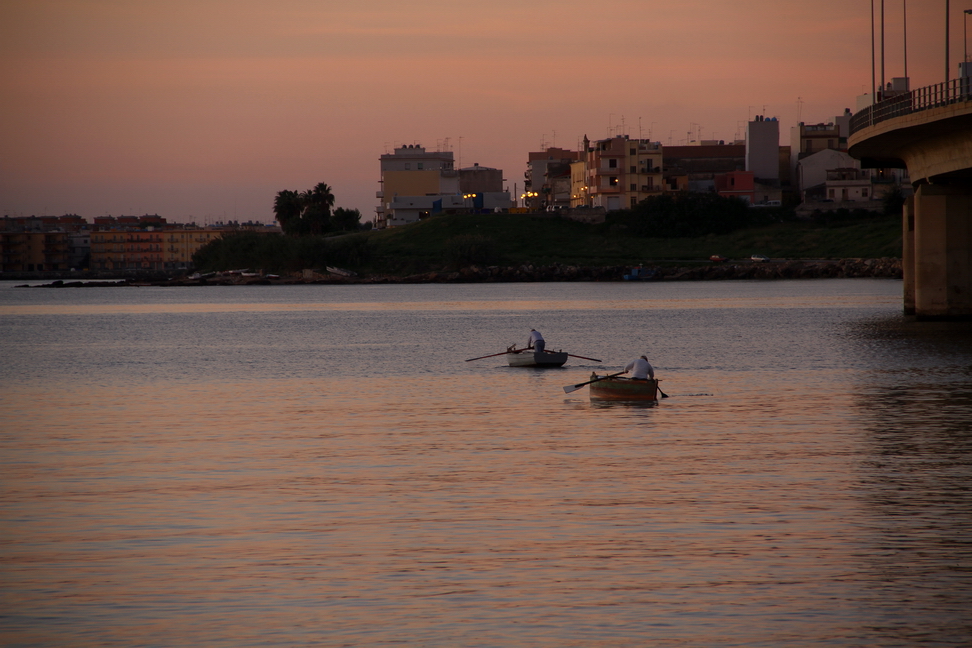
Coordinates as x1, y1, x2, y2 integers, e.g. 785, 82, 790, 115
657, 380, 669, 398
465, 350, 511, 362
562, 371, 626, 394
564, 353, 602, 362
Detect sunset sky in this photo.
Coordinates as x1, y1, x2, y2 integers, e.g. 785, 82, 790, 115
1, 0, 967, 224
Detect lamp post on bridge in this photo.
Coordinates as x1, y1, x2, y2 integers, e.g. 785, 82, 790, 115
965, 9, 971, 65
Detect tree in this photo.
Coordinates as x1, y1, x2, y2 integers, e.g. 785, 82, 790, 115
300, 182, 332, 234
273, 190, 303, 232
332, 207, 362, 232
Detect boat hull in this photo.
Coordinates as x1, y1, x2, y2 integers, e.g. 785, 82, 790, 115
506, 350, 568, 368
589, 376, 658, 400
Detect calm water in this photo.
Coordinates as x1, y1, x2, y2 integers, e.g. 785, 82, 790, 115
2, 278, 970, 647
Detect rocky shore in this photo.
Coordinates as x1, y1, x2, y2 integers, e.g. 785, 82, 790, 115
384, 257, 902, 284
20, 258, 902, 287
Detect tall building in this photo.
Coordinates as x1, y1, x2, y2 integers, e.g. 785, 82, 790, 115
376, 144, 458, 228
573, 135, 663, 211
746, 115, 780, 182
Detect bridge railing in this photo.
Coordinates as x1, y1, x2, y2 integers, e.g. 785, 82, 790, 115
849, 77, 972, 135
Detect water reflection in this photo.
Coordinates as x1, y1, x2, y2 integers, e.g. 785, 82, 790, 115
588, 399, 659, 410
841, 315, 972, 643
7, 280, 972, 647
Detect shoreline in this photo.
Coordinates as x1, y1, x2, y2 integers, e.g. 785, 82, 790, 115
13, 258, 902, 287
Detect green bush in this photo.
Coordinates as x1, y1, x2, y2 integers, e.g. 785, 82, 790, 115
445, 234, 498, 269
192, 231, 372, 273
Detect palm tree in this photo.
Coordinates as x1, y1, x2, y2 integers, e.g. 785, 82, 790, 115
273, 190, 303, 231
305, 183, 335, 213
300, 183, 335, 236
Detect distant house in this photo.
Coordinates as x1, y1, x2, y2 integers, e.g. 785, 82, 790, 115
789, 111, 851, 183
663, 143, 745, 194
796, 148, 859, 195
714, 170, 755, 204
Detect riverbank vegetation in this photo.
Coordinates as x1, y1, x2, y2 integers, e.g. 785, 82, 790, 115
192, 202, 901, 277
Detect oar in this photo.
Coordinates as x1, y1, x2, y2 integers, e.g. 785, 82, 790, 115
562, 371, 626, 394
657, 380, 669, 399
564, 353, 602, 362
465, 350, 511, 362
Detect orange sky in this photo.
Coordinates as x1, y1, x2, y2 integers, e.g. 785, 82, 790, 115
1, 0, 967, 224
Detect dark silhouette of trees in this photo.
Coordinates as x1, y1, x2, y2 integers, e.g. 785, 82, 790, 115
192, 231, 373, 273
273, 182, 337, 236
608, 192, 769, 238
331, 207, 363, 232
273, 190, 304, 234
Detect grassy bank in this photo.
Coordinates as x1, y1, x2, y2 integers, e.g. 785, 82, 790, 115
192, 210, 902, 276
362, 212, 902, 274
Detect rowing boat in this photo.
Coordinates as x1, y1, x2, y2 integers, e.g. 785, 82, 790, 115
506, 348, 568, 367
587, 373, 658, 400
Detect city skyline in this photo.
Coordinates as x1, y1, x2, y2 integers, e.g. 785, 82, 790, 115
2, 0, 968, 223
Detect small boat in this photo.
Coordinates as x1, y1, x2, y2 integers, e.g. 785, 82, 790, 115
623, 266, 658, 281
505, 346, 568, 368
587, 373, 658, 400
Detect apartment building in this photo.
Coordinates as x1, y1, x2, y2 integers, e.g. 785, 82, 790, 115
572, 135, 663, 210
90, 227, 229, 271
0, 231, 70, 272
525, 147, 581, 210
377, 144, 458, 227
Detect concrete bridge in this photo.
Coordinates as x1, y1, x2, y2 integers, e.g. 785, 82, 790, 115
849, 79, 972, 320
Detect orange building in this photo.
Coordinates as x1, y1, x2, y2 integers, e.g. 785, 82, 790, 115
0, 231, 70, 271
90, 227, 225, 271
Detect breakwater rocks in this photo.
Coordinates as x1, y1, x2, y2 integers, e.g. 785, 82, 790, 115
385, 258, 902, 283
21, 258, 901, 288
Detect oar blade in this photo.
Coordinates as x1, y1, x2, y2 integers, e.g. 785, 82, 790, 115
563, 384, 585, 394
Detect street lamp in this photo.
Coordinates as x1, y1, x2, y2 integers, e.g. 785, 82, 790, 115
965, 9, 972, 65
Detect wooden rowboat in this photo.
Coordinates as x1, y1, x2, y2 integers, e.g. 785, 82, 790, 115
506, 348, 568, 368
587, 373, 658, 400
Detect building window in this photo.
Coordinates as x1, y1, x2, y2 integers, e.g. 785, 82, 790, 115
405, 163, 411, 170
862, 188, 869, 198
609, 158, 618, 168
630, 166, 636, 174
828, 188, 835, 198
630, 184, 637, 192
609, 177, 619, 186
630, 148, 636, 155
417, 163, 424, 170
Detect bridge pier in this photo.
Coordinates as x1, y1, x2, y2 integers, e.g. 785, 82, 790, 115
909, 184, 972, 320
902, 196, 915, 315
848, 84, 972, 321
